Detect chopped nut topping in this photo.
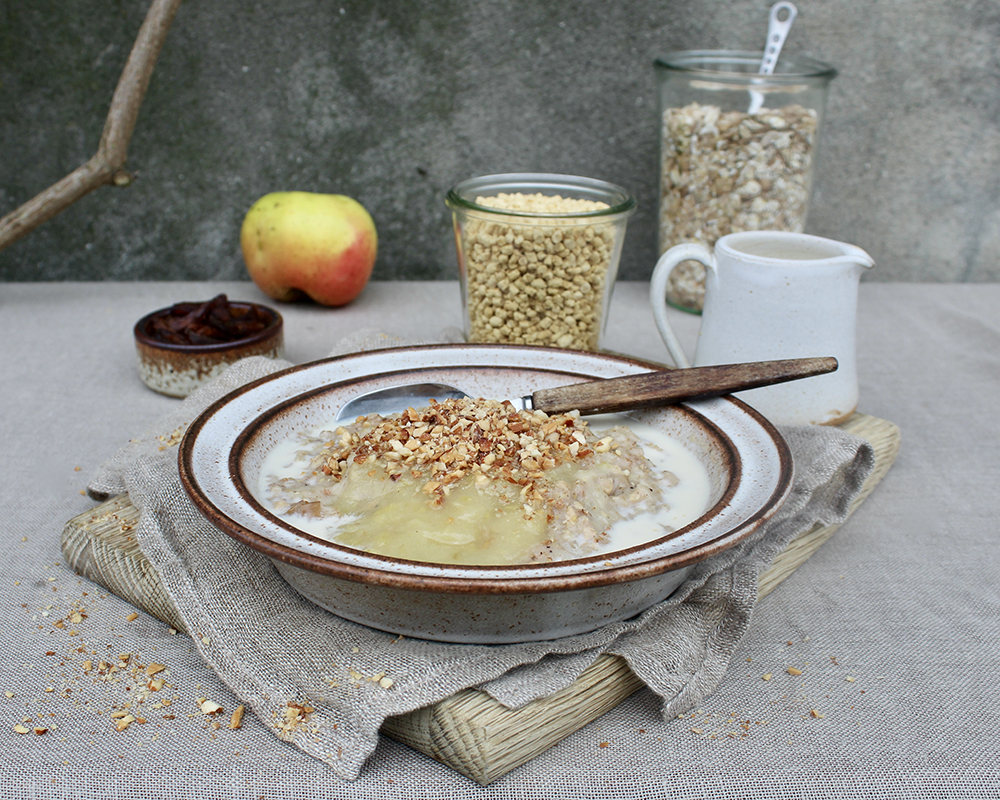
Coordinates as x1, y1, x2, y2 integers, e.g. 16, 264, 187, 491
322, 398, 591, 511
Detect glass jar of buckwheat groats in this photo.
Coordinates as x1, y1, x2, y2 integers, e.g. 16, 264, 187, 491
447, 173, 636, 351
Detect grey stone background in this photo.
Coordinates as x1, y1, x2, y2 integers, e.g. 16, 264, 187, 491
1, 0, 998, 283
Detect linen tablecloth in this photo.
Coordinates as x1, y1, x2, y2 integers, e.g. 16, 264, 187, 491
1, 281, 998, 798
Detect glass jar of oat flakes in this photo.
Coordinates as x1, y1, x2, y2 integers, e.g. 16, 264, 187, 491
447, 173, 637, 351
655, 50, 836, 312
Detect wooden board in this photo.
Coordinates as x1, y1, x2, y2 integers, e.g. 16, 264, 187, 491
61, 413, 900, 785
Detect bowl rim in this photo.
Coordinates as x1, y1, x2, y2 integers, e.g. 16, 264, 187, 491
134, 299, 283, 354
178, 344, 793, 595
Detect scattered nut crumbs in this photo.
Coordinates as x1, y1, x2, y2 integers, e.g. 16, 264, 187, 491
273, 703, 318, 740
156, 426, 187, 451
676, 640, 870, 741
679, 709, 764, 741
13, 577, 873, 761
9, 592, 254, 751
198, 699, 224, 715
115, 714, 137, 732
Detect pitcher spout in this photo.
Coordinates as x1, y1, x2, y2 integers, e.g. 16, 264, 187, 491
838, 243, 875, 270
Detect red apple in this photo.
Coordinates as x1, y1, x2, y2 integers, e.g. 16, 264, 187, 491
240, 191, 378, 306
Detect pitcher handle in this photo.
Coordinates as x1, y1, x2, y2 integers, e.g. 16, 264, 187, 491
649, 243, 714, 368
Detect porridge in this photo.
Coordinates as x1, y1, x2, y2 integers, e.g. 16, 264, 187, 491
258, 398, 711, 566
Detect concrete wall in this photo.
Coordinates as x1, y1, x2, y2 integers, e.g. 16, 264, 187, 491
2, 0, 998, 283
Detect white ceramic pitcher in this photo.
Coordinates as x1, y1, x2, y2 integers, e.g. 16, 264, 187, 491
650, 231, 874, 426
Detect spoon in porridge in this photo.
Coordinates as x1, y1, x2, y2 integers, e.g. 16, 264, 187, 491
334, 355, 836, 421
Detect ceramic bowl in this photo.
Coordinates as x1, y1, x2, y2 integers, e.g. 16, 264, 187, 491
134, 298, 284, 398
178, 345, 792, 643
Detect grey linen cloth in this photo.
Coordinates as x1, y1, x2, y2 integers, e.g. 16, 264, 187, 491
88, 330, 875, 781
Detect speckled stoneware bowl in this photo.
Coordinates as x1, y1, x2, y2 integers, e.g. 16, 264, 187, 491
178, 345, 792, 644
134, 301, 284, 398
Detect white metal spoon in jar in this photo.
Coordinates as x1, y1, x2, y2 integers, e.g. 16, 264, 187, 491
748, 1, 798, 114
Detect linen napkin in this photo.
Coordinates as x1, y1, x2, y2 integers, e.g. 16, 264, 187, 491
88, 330, 875, 780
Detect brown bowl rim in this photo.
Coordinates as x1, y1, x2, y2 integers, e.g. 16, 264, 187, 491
178, 345, 794, 596
133, 300, 283, 354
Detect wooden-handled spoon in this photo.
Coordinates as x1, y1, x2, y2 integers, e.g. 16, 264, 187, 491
335, 356, 838, 421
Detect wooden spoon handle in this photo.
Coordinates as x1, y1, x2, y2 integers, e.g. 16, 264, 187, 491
530, 357, 838, 416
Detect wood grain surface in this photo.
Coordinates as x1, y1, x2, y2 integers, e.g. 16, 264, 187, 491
532, 357, 838, 415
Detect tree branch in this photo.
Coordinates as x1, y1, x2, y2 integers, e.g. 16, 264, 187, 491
0, 0, 183, 253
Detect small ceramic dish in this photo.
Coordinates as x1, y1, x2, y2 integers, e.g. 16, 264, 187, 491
134, 296, 284, 398
178, 345, 792, 643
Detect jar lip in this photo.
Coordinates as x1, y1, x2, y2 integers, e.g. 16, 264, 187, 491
446, 172, 637, 220
655, 49, 837, 81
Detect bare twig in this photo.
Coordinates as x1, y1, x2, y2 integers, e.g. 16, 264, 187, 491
0, 0, 183, 253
